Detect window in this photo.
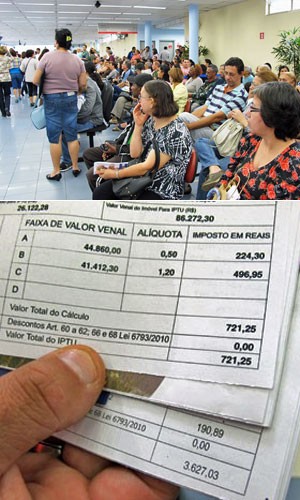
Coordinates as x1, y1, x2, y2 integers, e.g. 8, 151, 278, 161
265, 0, 300, 14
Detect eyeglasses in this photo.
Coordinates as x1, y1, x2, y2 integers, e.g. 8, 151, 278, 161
140, 95, 151, 100
249, 105, 261, 113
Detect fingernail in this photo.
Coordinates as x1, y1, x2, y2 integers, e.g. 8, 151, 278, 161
58, 349, 98, 384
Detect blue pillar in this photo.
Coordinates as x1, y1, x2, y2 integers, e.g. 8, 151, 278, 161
189, 4, 199, 63
145, 21, 152, 56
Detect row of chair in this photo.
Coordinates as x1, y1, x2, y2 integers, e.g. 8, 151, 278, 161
79, 83, 198, 187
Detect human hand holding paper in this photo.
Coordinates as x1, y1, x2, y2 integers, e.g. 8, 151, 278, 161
0, 346, 178, 500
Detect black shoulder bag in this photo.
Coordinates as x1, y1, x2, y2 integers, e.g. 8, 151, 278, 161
112, 139, 160, 199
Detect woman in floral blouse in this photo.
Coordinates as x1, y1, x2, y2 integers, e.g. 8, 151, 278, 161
219, 82, 300, 199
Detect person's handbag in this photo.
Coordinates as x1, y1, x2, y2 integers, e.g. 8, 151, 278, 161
30, 98, 46, 129
112, 139, 160, 199
30, 70, 46, 130
212, 118, 243, 157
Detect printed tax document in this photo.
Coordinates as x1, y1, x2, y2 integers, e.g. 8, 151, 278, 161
0, 200, 299, 425
58, 276, 300, 500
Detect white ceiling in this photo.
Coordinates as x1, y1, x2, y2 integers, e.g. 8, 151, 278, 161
0, 0, 245, 46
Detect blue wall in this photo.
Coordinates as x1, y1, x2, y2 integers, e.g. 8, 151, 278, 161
137, 26, 185, 53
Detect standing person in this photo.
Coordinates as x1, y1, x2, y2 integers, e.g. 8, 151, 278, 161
141, 46, 151, 60
105, 47, 115, 62
0, 46, 12, 117
33, 28, 86, 181
20, 51, 28, 97
20, 49, 38, 106
8, 48, 23, 103
127, 46, 136, 60
60, 61, 104, 171
80, 44, 90, 61
38, 48, 49, 61
159, 46, 170, 62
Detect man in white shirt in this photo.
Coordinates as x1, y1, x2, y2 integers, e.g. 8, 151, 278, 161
159, 46, 170, 62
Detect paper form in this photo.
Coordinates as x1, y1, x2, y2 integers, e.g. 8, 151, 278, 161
58, 275, 300, 499
0, 201, 297, 394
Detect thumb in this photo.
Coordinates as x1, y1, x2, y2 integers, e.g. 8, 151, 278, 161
0, 346, 105, 475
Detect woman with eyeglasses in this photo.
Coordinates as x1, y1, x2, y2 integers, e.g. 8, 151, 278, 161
93, 79, 193, 200
216, 82, 300, 199
197, 68, 278, 194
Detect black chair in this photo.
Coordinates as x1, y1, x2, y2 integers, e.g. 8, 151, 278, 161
80, 80, 114, 150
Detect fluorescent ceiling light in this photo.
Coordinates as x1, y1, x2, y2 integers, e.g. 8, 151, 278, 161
58, 3, 91, 4
100, 4, 131, 6
85, 11, 121, 14
133, 5, 166, 8
25, 10, 54, 12
59, 10, 89, 13
18, 2, 54, 4
98, 20, 134, 23
125, 12, 151, 15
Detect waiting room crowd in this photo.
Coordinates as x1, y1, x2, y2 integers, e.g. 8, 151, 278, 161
0, 28, 300, 200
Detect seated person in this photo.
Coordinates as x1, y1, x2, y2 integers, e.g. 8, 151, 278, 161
196, 67, 278, 196
243, 65, 254, 85
83, 121, 149, 192
133, 62, 146, 76
210, 82, 300, 200
185, 64, 204, 96
157, 63, 170, 83
111, 60, 133, 102
180, 58, 191, 77
143, 61, 153, 74
152, 60, 161, 79
84, 75, 154, 190
191, 64, 223, 110
109, 73, 153, 126
279, 70, 300, 92
168, 66, 188, 113
105, 61, 119, 82
93, 80, 193, 200
60, 62, 104, 172
180, 57, 248, 144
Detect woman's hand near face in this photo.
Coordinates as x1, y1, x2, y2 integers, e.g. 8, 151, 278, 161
133, 103, 149, 127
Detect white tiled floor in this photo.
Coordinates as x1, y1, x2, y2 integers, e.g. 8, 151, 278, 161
0, 94, 198, 201
0, 95, 117, 200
